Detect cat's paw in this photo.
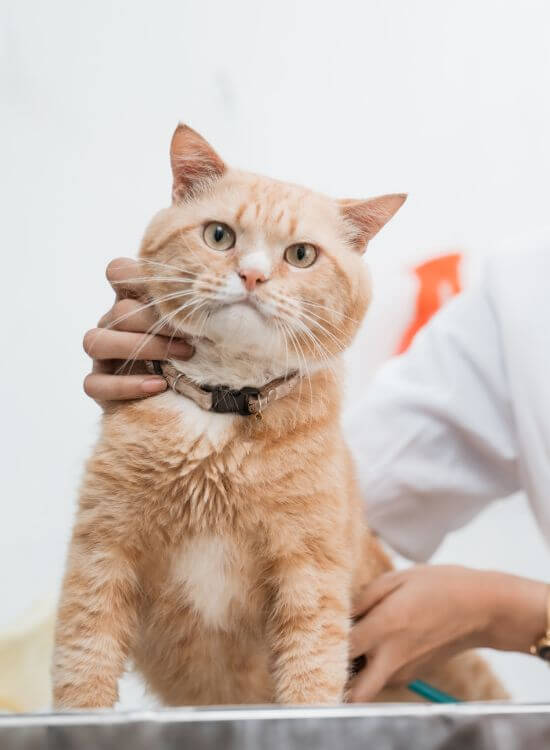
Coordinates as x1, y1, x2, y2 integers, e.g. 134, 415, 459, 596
277, 683, 345, 705
53, 680, 118, 711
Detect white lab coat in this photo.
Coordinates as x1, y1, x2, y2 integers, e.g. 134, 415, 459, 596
345, 233, 550, 561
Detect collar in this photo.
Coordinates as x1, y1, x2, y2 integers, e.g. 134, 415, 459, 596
145, 360, 300, 417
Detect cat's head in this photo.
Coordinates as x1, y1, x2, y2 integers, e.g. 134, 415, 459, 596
139, 125, 405, 377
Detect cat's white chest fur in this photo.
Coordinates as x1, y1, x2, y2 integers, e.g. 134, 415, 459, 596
156, 389, 237, 451
171, 535, 247, 629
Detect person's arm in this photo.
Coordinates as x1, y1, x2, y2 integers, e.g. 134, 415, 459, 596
345, 270, 520, 561
345, 266, 547, 700
83, 258, 193, 405
349, 565, 548, 701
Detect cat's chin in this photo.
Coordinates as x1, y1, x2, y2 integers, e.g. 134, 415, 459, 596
197, 302, 276, 351
164, 302, 295, 389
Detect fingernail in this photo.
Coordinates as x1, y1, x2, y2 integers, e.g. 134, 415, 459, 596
141, 377, 167, 394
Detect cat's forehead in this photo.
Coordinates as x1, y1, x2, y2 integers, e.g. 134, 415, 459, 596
208, 170, 339, 241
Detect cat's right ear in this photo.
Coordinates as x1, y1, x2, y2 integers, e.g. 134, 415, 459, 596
170, 124, 226, 203
339, 193, 407, 253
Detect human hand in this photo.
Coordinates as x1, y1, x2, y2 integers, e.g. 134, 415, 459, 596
349, 565, 548, 701
83, 258, 193, 405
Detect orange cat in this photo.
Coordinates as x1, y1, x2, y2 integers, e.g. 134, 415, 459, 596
53, 125, 506, 707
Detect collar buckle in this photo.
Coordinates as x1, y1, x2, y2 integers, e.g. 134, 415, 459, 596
208, 385, 259, 416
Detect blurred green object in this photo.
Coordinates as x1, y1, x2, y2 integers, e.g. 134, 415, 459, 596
408, 679, 461, 703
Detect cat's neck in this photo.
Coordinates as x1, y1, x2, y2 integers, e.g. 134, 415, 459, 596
168, 337, 327, 391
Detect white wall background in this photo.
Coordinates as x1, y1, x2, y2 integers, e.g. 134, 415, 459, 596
2, 0, 550, 703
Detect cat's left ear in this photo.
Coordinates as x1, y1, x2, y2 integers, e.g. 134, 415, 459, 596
339, 193, 407, 252
170, 124, 226, 203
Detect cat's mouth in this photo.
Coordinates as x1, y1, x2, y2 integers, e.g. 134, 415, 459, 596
232, 298, 264, 312
165, 290, 279, 350
217, 295, 273, 321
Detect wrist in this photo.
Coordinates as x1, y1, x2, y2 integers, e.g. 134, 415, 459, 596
482, 571, 548, 653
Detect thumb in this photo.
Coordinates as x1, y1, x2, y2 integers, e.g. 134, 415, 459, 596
349, 650, 392, 703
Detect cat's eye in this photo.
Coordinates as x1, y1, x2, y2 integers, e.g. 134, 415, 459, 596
203, 222, 236, 251
284, 243, 318, 268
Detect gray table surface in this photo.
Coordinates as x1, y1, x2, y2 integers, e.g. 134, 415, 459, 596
2, 703, 550, 749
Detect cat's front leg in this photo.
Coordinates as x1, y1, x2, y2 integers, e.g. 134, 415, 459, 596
267, 546, 351, 705
52, 520, 140, 709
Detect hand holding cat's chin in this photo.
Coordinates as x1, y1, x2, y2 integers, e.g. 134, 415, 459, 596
82, 259, 194, 405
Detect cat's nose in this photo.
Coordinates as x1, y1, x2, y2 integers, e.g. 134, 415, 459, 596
238, 268, 267, 292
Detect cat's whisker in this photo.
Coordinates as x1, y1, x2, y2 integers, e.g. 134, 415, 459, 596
194, 280, 228, 295
104, 289, 200, 334
298, 298, 360, 325
114, 308, 186, 376
279, 319, 291, 380
269, 290, 360, 331
276, 319, 295, 380
283, 320, 313, 421
115, 297, 203, 375
269, 288, 356, 322
269, 291, 350, 345
136, 265, 224, 291
276, 318, 304, 420
84, 290, 198, 361
170, 296, 214, 339
275, 305, 341, 388
111, 274, 201, 286
271, 298, 345, 357
160, 296, 210, 353
142, 254, 211, 287
121, 300, 201, 374
178, 297, 212, 341
292, 321, 339, 378
275, 318, 300, 429
194, 305, 212, 342
139, 258, 196, 276
299, 320, 346, 355
294, 332, 315, 425
284, 314, 338, 373
297, 307, 351, 340
292, 307, 348, 353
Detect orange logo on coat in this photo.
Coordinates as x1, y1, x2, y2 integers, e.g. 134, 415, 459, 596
396, 253, 462, 354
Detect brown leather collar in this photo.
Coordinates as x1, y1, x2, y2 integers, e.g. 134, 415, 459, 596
145, 360, 300, 417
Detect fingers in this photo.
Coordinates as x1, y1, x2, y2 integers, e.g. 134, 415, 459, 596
84, 257, 195, 406
350, 575, 406, 660
84, 373, 167, 402
349, 651, 392, 702
98, 298, 165, 334
83, 328, 193, 362
352, 571, 403, 619
349, 605, 389, 659
106, 257, 148, 300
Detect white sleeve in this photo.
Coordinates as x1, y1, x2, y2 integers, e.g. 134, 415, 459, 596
344, 274, 520, 561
